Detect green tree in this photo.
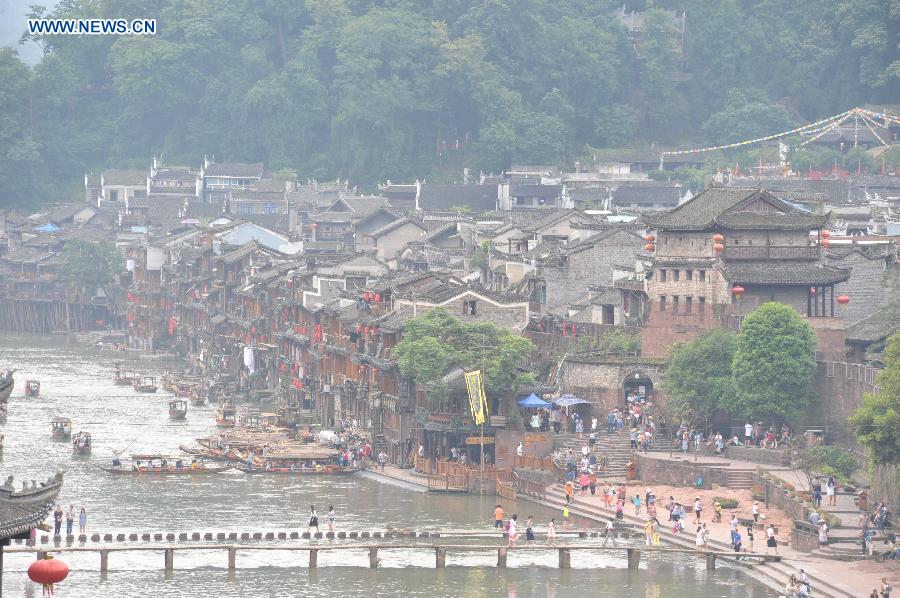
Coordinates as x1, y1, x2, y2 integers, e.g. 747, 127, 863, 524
59, 240, 122, 300
729, 303, 817, 421
394, 308, 534, 403
850, 333, 900, 465
662, 329, 738, 428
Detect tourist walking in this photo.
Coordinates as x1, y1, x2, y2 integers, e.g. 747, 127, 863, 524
378, 450, 387, 471
693, 497, 702, 524
632, 493, 642, 516
307, 505, 319, 534
65, 505, 74, 536
602, 519, 617, 546
826, 476, 836, 506
746, 525, 754, 552
811, 478, 822, 507
327, 506, 336, 533
525, 515, 535, 545
752, 501, 759, 523
695, 525, 704, 551
506, 514, 518, 547
494, 504, 504, 529
546, 518, 557, 546
644, 519, 654, 546
78, 507, 87, 535
562, 504, 570, 529
818, 521, 828, 547
765, 524, 778, 555
53, 505, 63, 536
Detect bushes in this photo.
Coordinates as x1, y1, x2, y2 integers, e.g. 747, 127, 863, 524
802, 446, 858, 482
713, 496, 739, 509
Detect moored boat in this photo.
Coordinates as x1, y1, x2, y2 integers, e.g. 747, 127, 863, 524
168, 399, 187, 420
133, 376, 158, 393
51, 417, 72, 440
236, 447, 362, 475
0, 369, 16, 401
72, 431, 92, 455
24, 380, 40, 398
215, 405, 236, 427
98, 454, 230, 475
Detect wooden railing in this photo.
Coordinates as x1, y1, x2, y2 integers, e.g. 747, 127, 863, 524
496, 478, 517, 501
427, 472, 470, 491
514, 455, 555, 471
514, 473, 548, 500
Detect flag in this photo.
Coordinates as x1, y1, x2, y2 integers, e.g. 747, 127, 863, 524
464, 370, 489, 425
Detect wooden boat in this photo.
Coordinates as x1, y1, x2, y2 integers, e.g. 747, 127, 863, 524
236, 447, 361, 475
0, 369, 15, 401
215, 405, 236, 428
72, 431, 91, 455
24, 380, 40, 398
168, 399, 187, 420
51, 417, 72, 440
113, 363, 133, 386
133, 376, 158, 393
189, 389, 206, 407
98, 454, 230, 475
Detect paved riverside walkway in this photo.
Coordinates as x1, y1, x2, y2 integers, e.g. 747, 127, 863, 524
358, 464, 429, 491
521, 450, 898, 597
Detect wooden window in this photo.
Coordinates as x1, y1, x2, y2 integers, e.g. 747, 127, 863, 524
686, 270, 693, 281
672, 295, 680, 312
463, 300, 477, 316
699, 270, 706, 282
673, 270, 680, 282
685, 296, 692, 314
659, 269, 667, 282
659, 295, 667, 311
698, 296, 706, 313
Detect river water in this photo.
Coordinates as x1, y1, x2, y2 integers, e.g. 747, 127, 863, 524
0, 336, 776, 596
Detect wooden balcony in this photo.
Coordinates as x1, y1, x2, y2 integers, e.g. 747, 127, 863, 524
723, 245, 819, 260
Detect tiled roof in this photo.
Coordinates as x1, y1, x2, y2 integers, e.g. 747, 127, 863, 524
524, 209, 598, 233
333, 195, 392, 217
418, 184, 498, 212
369, 217, 426, 238
204, 163, 264, 178
719, 262, 852, 285
103, 169, 146, 186
397, 281, 528, 305
646, 187, 824, 231
0, 473, 63, 539
611, 185, 682, 207
846, 301, 900, 343
510, 184, 562, 198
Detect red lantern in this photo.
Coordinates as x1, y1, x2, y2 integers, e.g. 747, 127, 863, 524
731, 285, 745, 296
809, 287, 817, 295
570, 323, 577, 337
821, 238, 830, 248
820, 229, 831, 238
713, 243, 724, 252
644, 243, 655, 252
311, 223, 318, 229
561, 324, 567, 337
836, 294, 850, 305
28, 556, 69, 587
645, 234, 655, 242
374, 293, 381, 303
712, 233, 724, 243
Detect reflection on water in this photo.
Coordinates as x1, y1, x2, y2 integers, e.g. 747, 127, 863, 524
0, 336, 776, 596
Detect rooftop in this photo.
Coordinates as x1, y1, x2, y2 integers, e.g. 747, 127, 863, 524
719, 262, 852, 285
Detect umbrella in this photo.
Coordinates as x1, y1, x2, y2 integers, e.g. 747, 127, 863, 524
554, 394, 590, 408
517, 393, 550, 408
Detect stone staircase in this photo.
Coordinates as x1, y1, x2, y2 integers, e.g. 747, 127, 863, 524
722, 469, 756, 490
552, 431, 633, 480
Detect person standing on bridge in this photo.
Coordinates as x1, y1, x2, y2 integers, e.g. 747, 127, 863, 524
546, 518, 557, 546
307, 505, 319, 534
78, 507, 87, 535
327, 506, 336, 534
506, 514, 518, 547
65, 504, 74, 536
52, 504, 63, 536
494, 504, 504, 530
525, 515, 535, 545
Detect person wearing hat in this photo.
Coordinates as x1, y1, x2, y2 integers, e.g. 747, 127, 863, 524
752, 500, 760, 523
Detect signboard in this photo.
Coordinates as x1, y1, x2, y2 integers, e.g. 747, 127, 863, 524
465, 436, 495, 445
524, 433, 548, 444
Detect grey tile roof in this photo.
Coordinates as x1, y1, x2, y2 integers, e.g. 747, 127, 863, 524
646, 187, 825, 231
204, 163, 264, 178
719, 262, 852, 285
846, 301, 900, 343
418, 184, 498, 212
103, 169, 147, 186
0, 473, 63, 539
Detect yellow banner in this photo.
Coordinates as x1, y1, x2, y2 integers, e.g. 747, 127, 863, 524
464, 370, 488, 425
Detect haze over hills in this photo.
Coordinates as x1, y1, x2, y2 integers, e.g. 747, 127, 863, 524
0, 0, 897, 209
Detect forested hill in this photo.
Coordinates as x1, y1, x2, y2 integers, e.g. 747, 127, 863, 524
1, 0, 898, 207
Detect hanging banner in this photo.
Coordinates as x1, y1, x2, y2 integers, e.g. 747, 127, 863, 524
464, 370, 489, 425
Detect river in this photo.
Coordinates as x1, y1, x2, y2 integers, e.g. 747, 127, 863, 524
0, 336, 776, 596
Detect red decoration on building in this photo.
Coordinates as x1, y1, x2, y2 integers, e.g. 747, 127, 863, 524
644, 234, 655, 242
310, 223, 318, 229
374, 293, 381, 303
836, 294, 850, 305
731, 285, 745, 296
713, 243, 724, 252
820, 229, 831, 238
821, 238, 830, 247
809, 287, 817, 295
712, 233, 724, 243
644, 243, 654, 252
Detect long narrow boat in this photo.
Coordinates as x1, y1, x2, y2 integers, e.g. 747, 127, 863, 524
133, 376, 158, 393
0, 369, 16, 401
235, 448, 362, 475
98, 454, 230, 475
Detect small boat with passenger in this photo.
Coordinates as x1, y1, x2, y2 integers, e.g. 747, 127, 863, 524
24, 380, 40, 398
133, 376, 158, 393
169, 399, 188, 420
72, 431, 92, 455
98, 454, 230, 475
113, 363, 133, 386
235, 447, 362, 475
215, 405, 236, 427
51, 417, 72, 440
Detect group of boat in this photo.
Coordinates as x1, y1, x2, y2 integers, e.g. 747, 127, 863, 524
115, 365, 159, 393
50, 417, 92, 454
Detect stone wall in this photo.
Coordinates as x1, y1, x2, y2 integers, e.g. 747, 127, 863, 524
558, 357, 665, 413
827, 248, 896, 326
813, 360, 881, 439
871, 462, 899, 512
634, 454, 728, 489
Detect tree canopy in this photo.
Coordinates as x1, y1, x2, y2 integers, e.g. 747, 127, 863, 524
1, 0, 898, 207
729, 303, 817, 421
661, 328, 738, 428
850, 333, 900, 465
59, 239, 121, 299
394, 308, 534, 402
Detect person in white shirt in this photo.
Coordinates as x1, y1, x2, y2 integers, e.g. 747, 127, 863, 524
507, 514, 518, 547
744, 422, 753, 443
516, 443, 523, 457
